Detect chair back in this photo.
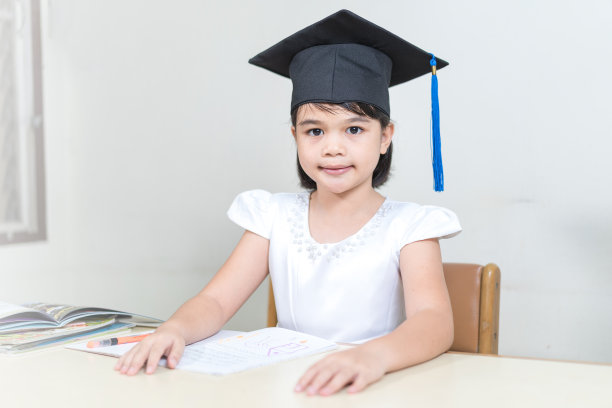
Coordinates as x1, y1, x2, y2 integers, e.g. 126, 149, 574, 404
267, 262, 501, 354
444, 263, 500, 354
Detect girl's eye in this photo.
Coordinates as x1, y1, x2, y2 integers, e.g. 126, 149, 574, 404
308, 128, 323, 136
347, 126, 363, 135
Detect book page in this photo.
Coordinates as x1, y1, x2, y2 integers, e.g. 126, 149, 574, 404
21, 303, 82, 322
0, 302, 32, 319
15, 303, 162, 327
0, 301, 52, 324
172, 327, 337, 375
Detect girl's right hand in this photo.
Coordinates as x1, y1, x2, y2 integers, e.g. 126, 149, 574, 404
114, 327, 185, 375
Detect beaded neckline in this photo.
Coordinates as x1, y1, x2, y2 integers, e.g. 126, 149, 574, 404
287, 193, 392, 262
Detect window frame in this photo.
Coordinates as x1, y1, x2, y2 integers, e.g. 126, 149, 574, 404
0, 0, 46, 245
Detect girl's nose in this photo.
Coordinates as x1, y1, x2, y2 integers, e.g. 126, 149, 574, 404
322, 132, 346, 156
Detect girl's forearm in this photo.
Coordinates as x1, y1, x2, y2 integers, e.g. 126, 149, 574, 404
360, 308, 454, 373
157, 293, 226, 345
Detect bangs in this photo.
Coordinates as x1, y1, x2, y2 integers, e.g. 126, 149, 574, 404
291, 102, 390, 128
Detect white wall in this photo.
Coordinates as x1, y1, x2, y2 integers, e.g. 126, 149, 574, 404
1, 0, 611, 363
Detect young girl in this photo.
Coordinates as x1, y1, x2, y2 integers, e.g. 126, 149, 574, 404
115, 10, 461, 396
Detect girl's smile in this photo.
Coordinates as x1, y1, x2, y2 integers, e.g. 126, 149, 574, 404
320, 165, 353, 175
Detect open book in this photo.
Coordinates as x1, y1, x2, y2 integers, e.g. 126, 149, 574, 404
69, 327, 338, 375
0, 301, 162, 333
0, 301, 163, 353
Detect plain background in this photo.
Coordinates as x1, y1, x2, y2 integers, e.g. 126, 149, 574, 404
1, 0, 611, 363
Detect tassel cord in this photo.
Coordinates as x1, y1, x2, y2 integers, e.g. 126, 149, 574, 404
430, 55, 444, 192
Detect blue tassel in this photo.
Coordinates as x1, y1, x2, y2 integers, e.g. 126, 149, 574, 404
430, 55, 444, 192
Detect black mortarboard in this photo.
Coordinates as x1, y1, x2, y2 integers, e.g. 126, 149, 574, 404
249, 9, 448, 191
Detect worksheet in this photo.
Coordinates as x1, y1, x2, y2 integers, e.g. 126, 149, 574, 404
68, 327, 337, 375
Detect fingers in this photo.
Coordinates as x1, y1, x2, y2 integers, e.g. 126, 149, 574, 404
165, 340, 185, 369
145, 342, 169, 374
347, 375, 370, 393
319, 369, 357, 396
294, 363, 320, 393
295, 348, 385, 396
297, 363, 336, 396
295, 354, 357, 396
114, 345, 138, 374
114, 352, 126, 371
297, 365, 359, 396
123, 341, 153, 375
113, 333, 185, 376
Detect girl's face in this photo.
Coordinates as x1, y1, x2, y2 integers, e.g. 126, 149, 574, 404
291, 104, 393, 195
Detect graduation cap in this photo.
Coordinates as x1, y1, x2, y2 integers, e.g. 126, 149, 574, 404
249, 9, 447, 191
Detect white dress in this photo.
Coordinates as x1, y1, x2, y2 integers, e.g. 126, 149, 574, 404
227, 190, 462, 344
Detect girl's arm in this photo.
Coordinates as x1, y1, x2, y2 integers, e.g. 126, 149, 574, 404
295, 238, 453, 395
115, 230, 270, 375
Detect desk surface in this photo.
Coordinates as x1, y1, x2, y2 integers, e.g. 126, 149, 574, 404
1, 347, 611, 408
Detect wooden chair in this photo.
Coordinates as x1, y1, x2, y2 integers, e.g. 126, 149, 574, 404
442, 263, 501, 354
266, 262, 501, 354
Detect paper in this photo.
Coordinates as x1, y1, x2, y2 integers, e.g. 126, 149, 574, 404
68, 327, 337, 375
0, 302, 32, 320
172, 327, 337, 375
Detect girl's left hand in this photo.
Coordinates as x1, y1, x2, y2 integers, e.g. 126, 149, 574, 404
294, 347, 386, 396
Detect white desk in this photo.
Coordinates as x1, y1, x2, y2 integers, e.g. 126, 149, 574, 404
1, 348, 610, 407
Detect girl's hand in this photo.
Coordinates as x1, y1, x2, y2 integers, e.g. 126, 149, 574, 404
114, 327, 185, 375
294, 347, 386, 396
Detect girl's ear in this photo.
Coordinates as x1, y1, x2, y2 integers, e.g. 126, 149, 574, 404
380, 123, 394, 154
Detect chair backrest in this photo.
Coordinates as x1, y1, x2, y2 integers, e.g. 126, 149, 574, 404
444, 263, 500, 354
266, 262, 501, 354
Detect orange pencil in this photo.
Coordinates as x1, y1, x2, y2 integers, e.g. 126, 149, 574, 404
86, 334, 150, 348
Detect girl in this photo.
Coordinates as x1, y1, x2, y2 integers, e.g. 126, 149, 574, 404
115, 10, 461, 396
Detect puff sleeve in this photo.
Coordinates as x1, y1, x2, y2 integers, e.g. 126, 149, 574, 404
227, 190, 275, 239
397, 205, 462, 251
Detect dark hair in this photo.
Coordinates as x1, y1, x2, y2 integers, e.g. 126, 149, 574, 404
291, 102, 393, 190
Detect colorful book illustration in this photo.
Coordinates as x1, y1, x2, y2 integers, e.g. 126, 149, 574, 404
68, 327, 338, 375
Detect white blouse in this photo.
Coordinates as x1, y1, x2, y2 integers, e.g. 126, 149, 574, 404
227, 190, 462, 344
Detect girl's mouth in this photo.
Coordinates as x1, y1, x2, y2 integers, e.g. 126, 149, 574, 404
320, 166, 352, 175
